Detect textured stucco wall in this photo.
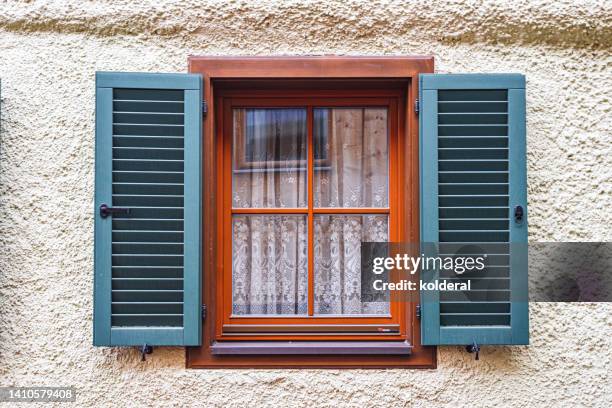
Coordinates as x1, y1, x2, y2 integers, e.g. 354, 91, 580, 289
0, 1, 611, 407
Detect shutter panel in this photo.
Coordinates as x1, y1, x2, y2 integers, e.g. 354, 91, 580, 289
419, 74, 528, 346
94, 72, 202, 346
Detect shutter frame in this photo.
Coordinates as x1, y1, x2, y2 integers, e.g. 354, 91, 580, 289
419, 73, 529, 346
94, 72, 202, 346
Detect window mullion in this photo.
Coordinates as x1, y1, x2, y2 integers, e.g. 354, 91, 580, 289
307, 106, 315, 317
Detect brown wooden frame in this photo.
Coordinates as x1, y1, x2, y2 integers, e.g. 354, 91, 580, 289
221, 94, 402, 340
187, 56, 435, 368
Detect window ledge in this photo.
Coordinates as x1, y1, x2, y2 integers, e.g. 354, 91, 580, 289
210, 341, 412, 355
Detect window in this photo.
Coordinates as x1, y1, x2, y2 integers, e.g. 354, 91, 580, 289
220, 94, 402, 340
93, 59, 528, 369
186, 57, 436, 368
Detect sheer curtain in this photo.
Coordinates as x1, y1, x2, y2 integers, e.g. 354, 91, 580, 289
314, 108, 389, 208
231, 107, 389, 316
232, 109, 308, 315
313, 108, 390, 315
232, 108, 307, 208
313, 214, 389, 314
232, 215, 308, 315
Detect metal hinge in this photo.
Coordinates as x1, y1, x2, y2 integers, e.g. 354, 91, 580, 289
202, 100, 208, 117
416, 304, 421, 320
414, 99, 419, 114
201, 304, 207, 320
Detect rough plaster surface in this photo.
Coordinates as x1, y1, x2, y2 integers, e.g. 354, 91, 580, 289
0, 1, 610, 407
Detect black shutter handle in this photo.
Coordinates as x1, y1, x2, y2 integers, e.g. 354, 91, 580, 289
99, 204, 131, 218
514, 205, 524, 223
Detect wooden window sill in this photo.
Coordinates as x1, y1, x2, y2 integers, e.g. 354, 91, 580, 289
210, 341, 412, 355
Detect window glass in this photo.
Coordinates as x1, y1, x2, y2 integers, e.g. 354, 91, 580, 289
314, 108, 389, 208
232, 108, 307, 208
232, 215, 308, 315
314, 214, 389, 315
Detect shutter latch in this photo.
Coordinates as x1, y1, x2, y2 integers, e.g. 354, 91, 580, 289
202, 100, 208, 117
414, 99, 419, 114
514, 205, 524, 223
201, 304, 207, 320
139, 344, 153, 361
99, 204, 131, 218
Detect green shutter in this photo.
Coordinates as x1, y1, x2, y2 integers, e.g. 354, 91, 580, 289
94, 72, 202, 346
420, 74, 528, 346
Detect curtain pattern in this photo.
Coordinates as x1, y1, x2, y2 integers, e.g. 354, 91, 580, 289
231, 108, 389, 316
232, 215, 308, 315
314, 215, 389, 314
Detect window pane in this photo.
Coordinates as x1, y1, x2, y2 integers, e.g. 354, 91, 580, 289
233, 109, 307, 208
314, 108, 389, 208
314, 214, 389, 315
232, 215, 308, 315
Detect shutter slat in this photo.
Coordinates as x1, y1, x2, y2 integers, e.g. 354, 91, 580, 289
113, 101, 184, 113
438, 102, 507, 113
113, 218, 183, 226
113, 147, 184, 160
112, 278, 183, 290
439, 196, 509, 207
113, 88, 184, 101
112, 255, 183, 267
112, 243, 183, 254
113, 112, 184, 125
438, 125, 508, 137
112, 195, 184, 207
440, 302, 510, 313
112, 290, 184, 303
439, 219, 509, 230
437, 89, 508, 101
439, 161, 508, 171
112, 302, 184, 315
112, 231, 184, 243
440, 314, 511, 326
420, 73, 528, 346
113, 124, 184, 137
113, 136, 184, 148
438, 137, 508, 148
438, 113, 507, 125
113, 184, 184, 195
438, 184, 508, 195
112, 267, 183, 279
439, 291, 511, 302
113, 171, 184, 184
94, 71, 201, 346
112, 316, 183, 327
439, 172, 508, 183
438, 148, 508, 160
112, 159, 184, 172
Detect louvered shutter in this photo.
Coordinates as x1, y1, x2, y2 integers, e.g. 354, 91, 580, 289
94, 72, 202, 346
419, 74, 528, 345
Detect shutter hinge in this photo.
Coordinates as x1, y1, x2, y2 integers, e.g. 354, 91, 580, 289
416, 304, 421, 320
201, 304, 207, 320
202, 100, 208, 117
414, 99, 419, 114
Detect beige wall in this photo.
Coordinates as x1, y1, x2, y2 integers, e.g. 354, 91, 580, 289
0, 1, 610, 407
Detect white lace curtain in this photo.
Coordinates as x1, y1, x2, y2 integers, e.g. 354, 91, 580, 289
231, 108, 389, 316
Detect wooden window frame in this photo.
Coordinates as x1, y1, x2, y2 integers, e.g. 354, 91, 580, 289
187, 56, 435, 368
221, 94, 402, 340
